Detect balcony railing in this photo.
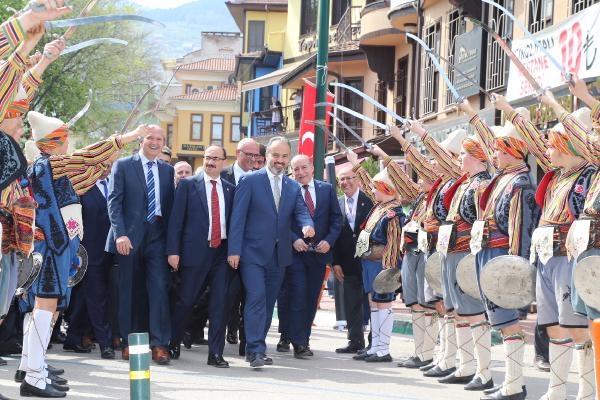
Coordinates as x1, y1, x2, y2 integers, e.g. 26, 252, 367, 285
251, 104, 300, 137
298, 6, 361, 53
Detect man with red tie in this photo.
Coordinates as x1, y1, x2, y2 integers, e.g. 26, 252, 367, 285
167, 145, 236, 368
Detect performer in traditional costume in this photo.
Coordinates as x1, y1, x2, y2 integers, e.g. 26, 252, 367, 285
345, 148, 406, 363
368, 136, 439, 370
463, 101, 540, 400
17, 109, 152, 397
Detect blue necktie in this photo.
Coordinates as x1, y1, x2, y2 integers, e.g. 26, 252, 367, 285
146, 161, 156, 222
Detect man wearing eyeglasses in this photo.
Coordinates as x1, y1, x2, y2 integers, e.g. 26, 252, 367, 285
167, 145, 236, 368
221, 138, 260, 185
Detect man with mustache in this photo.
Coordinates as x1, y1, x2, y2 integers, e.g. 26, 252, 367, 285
167, 145, 235, 368
228, 136, 314, 368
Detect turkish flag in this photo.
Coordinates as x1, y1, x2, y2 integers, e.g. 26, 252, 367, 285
298, 79, 335, 158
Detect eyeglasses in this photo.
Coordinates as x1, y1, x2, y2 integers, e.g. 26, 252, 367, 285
240, 150, 260, 159
205, 156, 225, 162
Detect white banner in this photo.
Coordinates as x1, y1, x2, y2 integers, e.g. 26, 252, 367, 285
506, 3, 600, 101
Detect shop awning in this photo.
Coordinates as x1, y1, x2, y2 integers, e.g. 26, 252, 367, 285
241, 61, 304, 92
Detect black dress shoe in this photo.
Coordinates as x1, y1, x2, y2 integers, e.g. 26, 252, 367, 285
226, 332, 238, 345
335, 344, 364, 354
365, 353, 393, 362
483, 385, 527, 396
352, 351, 370, 360
261, 355, 273, 365
182, 332, 193, 349
207, 354, 230, 368
305, 346, 314, 356
169, 342, 181, 360
438, 372, 475, 384
464, 376, 494, 391
420, 361, 436, 371
50, 383, 69, 392
62, 343, 92, 353
14, 370, 25, 383
47, 365, 64, 376
277, 338, 290, 352
294, 345, 312, 359
248, 353, 265, 368
20, 381, 66, 398
101, 348, 116, 359
480, 388, 526, 400
423, 365, 456, 377
49, 374, 68, 385
400, 357, 433, 369
51, 332, 67, 345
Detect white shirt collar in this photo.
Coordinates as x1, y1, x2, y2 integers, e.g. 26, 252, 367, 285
138, 150, 158, 165
205, 175, 222, 185
345, 188, 359, 202
266, 167, 281, 181
300, 179, 315, 189
233, 161, 249, 176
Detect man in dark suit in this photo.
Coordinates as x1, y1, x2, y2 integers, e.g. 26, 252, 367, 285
65, 162, 116, 359
106, 127, 175, 364
228, 136, 314, 368
280, 154, 342, 359
332, 165, 373, 353
167, 145, 235, 368
221, 137, 260, 185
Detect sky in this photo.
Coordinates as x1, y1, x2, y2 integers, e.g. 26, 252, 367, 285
130, 0, 196, 8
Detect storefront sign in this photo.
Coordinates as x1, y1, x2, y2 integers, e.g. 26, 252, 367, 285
453, 27, 483, 98
507, 3, 600, 101
181, 144, 204, 152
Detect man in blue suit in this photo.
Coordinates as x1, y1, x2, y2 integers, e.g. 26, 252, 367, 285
280, 154, 342, 359
167, 145, 235, 368
65, 162, 116, 359
106, 127, 175, 364
228, 136, 315, 368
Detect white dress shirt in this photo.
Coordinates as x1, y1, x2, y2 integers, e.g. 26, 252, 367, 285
344, 188, 359, 229
266, 167, 282, 207
300, 179, 317, 209
96, 178, 109, 200
139, 151, 162, 216
204, 176, 227, 240
233, 161, 249, 185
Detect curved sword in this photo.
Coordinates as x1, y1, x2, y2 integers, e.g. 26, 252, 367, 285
315, 102, 389, 132
406, 32, 464, 103
63, 0, 98, 40
305, 120, 349, 151
330, 82, 407, 124
481, 0, 566, 77
46, 14, 165, 30
67, 89, 93, 128
327, 111, 373, 149
62, 38, 128, 55
121, 84, 158, 134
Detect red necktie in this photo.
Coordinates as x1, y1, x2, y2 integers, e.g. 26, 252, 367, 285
303, 184, 315, 217
210, 180, 221, 248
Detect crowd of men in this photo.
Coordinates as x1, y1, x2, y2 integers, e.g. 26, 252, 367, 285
2, 2, 600, 400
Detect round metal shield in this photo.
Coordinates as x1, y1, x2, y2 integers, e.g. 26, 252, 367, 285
16, 253, 42, 292
425, 252, 443, 294
573, 256, 600, 311
480, 255, 535, 309
68, 245, 88, 288
456, 254, 480, 299
373, 268, 401, 294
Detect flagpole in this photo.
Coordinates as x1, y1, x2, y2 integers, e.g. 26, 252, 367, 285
314, 0, 330, 180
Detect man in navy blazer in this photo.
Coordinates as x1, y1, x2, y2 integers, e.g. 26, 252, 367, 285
228, 136, 315, 368
167, 145, 235, 368
279, 154, 342, 359
106, 127, 175, 364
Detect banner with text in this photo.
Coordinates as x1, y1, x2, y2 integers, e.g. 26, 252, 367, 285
506, 3, 600, 101
298, 79, 335, 158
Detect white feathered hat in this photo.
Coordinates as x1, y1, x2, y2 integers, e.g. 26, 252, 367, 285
571, 107, 593, 131
24, 139, 41, 163
441, 128, 467, 156
496, 107, 531, 141
27, 111, 67, 142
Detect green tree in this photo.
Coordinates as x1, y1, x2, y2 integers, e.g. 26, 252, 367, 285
16, 0, 160, 145
0, 0, 26, 21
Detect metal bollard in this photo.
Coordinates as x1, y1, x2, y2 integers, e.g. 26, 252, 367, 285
592, 319, 600, 400
128, 333, 150, 400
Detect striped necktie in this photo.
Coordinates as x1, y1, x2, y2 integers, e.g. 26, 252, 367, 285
146, 161, 156, 222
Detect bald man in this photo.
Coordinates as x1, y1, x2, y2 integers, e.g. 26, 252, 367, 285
174, 161, 192, 187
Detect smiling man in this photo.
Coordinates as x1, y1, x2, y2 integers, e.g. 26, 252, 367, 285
106, 127, 175, 365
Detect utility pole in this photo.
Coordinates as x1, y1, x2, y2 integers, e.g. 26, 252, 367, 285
314, 0, 330, 180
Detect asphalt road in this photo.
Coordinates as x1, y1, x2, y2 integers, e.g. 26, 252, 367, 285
0, 309, 581, 400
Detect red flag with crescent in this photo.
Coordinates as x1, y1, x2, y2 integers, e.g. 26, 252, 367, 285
298, 79, 335, 158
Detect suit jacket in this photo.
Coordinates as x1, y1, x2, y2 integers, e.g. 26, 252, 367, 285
220, 164, 236, 186
105, 154, 175, 253
81, 185, 111, 264
291, 180, 343, 265
166, 173, 235, 266
228, 168, 313, 267
332, 191, 373, 276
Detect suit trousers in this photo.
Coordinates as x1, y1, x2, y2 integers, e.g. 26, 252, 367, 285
342, 274, 365, 347
241, 249, 285, 356
117, 220, 171, 347
282, 252, 326, 347
66, 253, 113, 349
170, 242, 232, 356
